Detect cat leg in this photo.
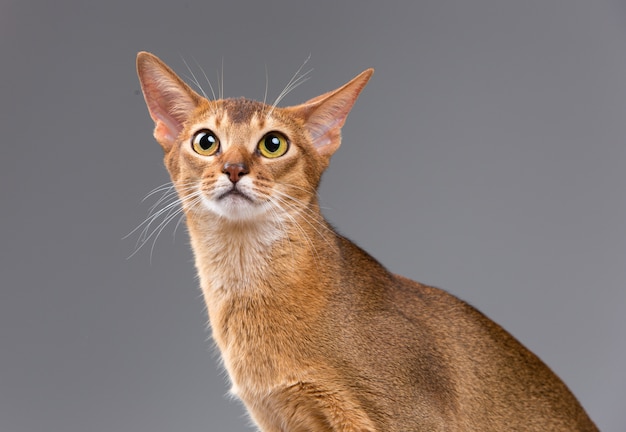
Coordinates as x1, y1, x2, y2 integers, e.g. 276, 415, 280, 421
251, 381, 378, 432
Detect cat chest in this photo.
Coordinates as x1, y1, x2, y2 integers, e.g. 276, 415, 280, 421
191, 225, 290, 291
207, 287, 327, 378
206, 293, 329, 390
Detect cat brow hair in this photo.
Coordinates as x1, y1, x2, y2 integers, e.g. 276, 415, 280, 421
265, 54, 312, 118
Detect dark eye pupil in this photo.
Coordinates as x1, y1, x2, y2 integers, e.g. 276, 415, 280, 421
265, 135, 281, 152
200, 133, 216, 150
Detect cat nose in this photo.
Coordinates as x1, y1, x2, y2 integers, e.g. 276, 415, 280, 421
222, 162, 249, 183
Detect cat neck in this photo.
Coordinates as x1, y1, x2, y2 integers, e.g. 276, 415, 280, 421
184, 203, 339, 392
185, 198, 337, 299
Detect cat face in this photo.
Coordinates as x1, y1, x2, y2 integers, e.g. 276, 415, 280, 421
136, 52, 372, 223
166, 99, 325, 222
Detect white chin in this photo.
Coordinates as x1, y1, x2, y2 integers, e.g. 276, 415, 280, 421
203, 195, 267, 221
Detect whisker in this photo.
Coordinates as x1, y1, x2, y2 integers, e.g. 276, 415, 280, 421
271, 188, 327, 221
267, 71, 311, 117
181, 55, 208, 99
263, 63, 269, 106
172, 212, 188, 240
147, 194, 203, 262
192, 56, 218, 101
266, 55, 313, 118
274, 181, 336, 213
269, 190, 335, 252
130, 197, 183, 246
266, 198, 321, 268
146, 204, 186, 261
263, 202, 297, 263
273, 197, 329, 238
262, 63, 269, 117
126, 182, 201, 260
280, 69, 312, 102
147, 187, 178, 214
219, 57, 224, 100
145, 193, 202, 258
142, 182, 176, 202
191, 56, 221, 118
128, 176, 332, 264
274, 181, 319, 197
147, 183, 199, 215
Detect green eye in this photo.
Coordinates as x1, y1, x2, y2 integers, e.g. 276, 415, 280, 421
258, 132, 289, 158
192, 129, 220, 156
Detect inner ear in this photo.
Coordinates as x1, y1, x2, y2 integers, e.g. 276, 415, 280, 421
136, 52, 203, 151
290, 69, 373, 158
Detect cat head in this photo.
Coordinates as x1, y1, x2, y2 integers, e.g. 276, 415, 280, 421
136, 52, 372, 222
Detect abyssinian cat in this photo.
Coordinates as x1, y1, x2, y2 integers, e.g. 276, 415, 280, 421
135, 51, 598, 431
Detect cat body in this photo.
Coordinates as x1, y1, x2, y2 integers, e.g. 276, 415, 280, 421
136, 52, 598, 431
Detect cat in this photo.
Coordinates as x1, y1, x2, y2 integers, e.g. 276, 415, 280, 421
135, 51, 598, 431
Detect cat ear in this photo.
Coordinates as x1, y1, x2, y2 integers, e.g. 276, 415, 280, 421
292, 69, 373, 158
136, 52, 202, 151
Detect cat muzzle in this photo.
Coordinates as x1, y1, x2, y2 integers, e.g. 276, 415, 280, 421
218, 187, 253, 203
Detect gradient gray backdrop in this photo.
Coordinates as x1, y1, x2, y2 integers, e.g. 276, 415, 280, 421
1, 1, 625, 431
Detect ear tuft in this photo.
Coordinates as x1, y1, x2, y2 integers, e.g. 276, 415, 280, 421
136, 52, 202, 150
293, 69, 373, 158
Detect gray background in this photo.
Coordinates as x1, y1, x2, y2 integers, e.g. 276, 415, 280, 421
1, 0, 624, 431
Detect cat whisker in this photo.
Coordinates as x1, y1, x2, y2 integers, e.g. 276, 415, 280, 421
147, 187, 179, 214
192, 56, 218, 101
266, 55, 312, 118
146, 183, 199, 215
265, 197, 321, 268
171, 191, 204, 242
267, 71, 311, 117
276, 204, 331, 250
148, 193, 204, 259
273, 182, 332, 211
172, 212, 188, 240
271, 188, 332, 228
130, 197, 184, 248
142, 181, 176, 202
219, 57, 224, 100
181, 56, 221, 117
125, 198, 177, 242
146, 194, 203, 262
274, 182, 320, 199
263, 63, 269, 107
126, 182, 202, 260
268, 191, 335, 252
181, 56, 209, 100
191, 56, 221, 118
141, 181, 195, 205
262, 201, 298, 263
146, 206, 186, 261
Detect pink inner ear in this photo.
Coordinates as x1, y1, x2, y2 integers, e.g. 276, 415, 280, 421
154, 120, 178, 143
144, 86, 184, 143
297, 69, 373, 157
306, 111, 343, 152
306, 77, 372, 156
137, 54, 201, 149
142, 79, 190, 146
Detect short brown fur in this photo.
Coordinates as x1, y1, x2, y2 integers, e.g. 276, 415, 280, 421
136, 51, 598, 431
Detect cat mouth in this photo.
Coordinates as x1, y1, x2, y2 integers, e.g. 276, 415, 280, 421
217, 187, 254, 203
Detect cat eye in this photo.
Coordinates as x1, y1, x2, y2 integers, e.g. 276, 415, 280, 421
192, 129, 220, 156
258, 132, 289, 159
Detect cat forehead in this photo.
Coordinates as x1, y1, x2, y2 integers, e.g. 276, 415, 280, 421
198, 98, 296, 126
185, 98, 305, 147
218, 98, 268, 124
189, 98, 302, 135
